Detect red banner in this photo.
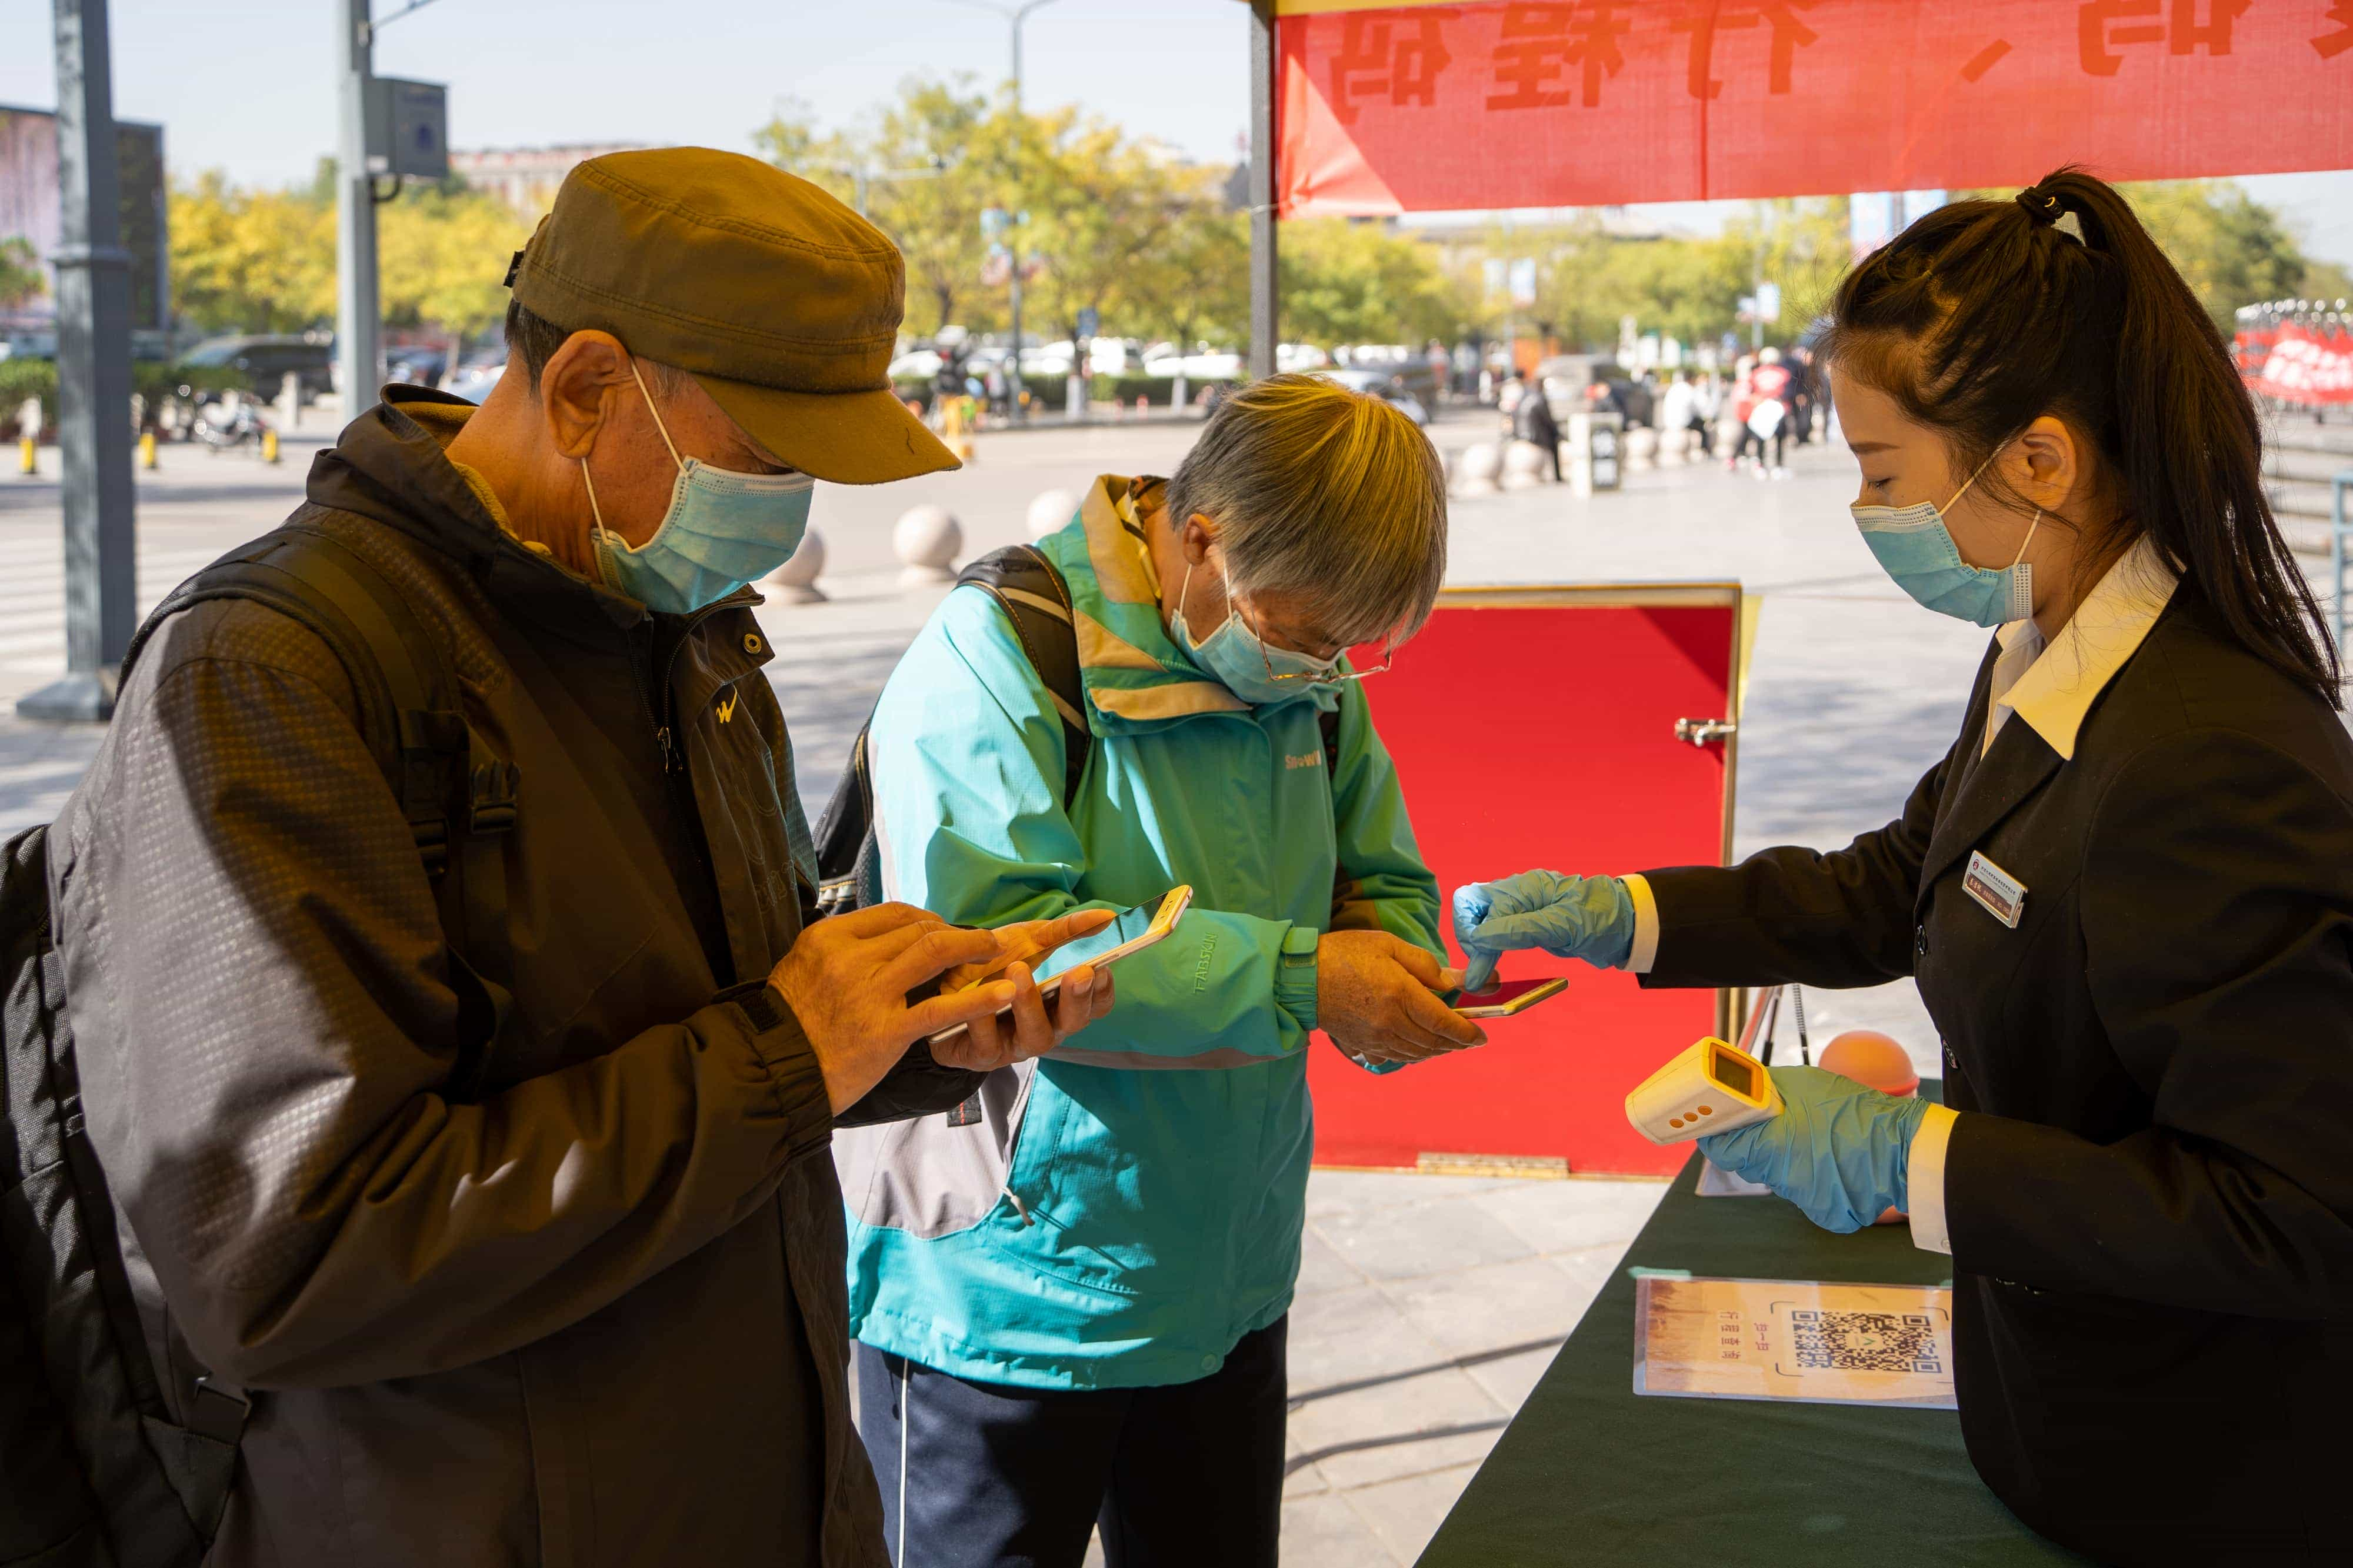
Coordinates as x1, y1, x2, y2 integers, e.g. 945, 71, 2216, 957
2248, 321, 2353, 404
1277, 0, 2353, 214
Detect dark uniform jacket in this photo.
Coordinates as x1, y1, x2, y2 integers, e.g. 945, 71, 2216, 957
47, 390, 977, 1567
1640, 584, 2353, 1566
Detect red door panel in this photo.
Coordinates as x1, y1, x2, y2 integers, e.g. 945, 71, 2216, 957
1312, 587, 1742, 1176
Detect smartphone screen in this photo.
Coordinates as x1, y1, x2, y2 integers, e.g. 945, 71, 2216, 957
1447, 976, 1568, 1018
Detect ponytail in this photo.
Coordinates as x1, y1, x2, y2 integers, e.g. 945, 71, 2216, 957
1823, 166, 2338, 706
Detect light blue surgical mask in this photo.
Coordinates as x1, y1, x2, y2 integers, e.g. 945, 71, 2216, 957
582, 362, 815, 614
1851, 452, 2041, 628
1169, 559, 1339, 708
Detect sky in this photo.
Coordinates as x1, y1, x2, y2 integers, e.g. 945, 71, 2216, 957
2, 0, 2348, 269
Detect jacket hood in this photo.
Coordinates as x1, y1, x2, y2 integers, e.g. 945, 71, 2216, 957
1036, 473, 1337, 739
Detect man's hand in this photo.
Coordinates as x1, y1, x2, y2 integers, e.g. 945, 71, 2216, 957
929, 908, 1122, 1073
768, 903, 1023, 1113
1316, 930, 1487, 1066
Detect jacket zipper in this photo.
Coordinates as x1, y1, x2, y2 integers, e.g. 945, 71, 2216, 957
631, 600, 736, 774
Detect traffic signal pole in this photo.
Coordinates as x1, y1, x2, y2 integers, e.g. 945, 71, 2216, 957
335, 0, 381, 421
21, 0, 138, 723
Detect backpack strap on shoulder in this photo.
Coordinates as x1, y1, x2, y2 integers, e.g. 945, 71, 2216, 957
955, 545, 1090, 808
123, 525, 517, 1099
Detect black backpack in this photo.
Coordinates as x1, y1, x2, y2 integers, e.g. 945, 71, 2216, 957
814, 543, 1339, 918
1, 523, 516, 1568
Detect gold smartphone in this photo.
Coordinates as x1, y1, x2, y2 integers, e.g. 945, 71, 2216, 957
929, 886, 1194, 1045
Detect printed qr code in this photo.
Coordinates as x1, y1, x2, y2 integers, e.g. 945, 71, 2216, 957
1789, 1309, 1942, 1374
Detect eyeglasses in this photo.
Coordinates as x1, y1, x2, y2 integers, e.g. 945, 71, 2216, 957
1228, 593, 1397, 686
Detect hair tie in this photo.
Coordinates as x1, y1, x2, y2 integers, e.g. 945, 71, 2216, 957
2015, 187, 2087, 245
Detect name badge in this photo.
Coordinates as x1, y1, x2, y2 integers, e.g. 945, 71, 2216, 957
1962, 851, 2026, 929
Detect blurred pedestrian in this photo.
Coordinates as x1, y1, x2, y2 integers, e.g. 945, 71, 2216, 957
1517, 374, 1565, 479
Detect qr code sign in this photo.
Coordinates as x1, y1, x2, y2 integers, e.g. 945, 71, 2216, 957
1789, 1310, 1943, 1374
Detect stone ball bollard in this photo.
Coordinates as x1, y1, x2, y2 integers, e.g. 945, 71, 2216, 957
765, 525, 827, 605
895, 504, 963, 589
1655, 425, 1689, 466
1027, 487, 1079, 539
1501, 439, 1549, 489
1624, 425, 1659, 472
1455, 440, 1502, 496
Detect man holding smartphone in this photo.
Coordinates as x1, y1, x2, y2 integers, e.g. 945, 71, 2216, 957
838, 375, 1477, 1567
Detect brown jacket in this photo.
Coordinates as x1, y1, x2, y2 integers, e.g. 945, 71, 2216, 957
47, 390, 975, 1566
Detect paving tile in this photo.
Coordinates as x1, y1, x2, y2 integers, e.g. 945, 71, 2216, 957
1344, 1463, 1487, 1567
1470, 1175, 1669, 1258
1294, 1225, 1367, 1297
1311, 1193, 1534, 1283
1462, 1341, 1563, 1412
1287, 1283, 1453, 1392
1287, 1366, 1506, 1490
1282, 1490, 1401, 1568
1379, 1254, 1597, 1360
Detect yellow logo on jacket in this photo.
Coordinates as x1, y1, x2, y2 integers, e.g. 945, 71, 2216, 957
715, 691, 739, 724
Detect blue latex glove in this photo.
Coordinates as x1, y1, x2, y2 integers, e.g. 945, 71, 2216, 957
1698, 1066, 1934, 1234
1451, 871, 1635, 993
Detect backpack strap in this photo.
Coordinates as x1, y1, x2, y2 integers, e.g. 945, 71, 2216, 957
955, 545, 1090, 808
123, 525, 518, 1099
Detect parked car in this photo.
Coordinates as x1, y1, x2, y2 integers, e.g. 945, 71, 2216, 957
0, 331, 57, 362
385, 345, 449, 387
179, 335, 335, 405
445, 355, 506, 405
1316, 367, 1429, 426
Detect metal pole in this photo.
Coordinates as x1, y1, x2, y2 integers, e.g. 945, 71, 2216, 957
335, 0, 380, 424
1247, 0, 1277, 382
1005, 6, 1028, 422
22, 0, 137, 722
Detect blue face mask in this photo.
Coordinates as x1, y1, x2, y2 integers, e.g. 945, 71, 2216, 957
582, 362, 815, 615
1169, 559, 1339, 708
1850, 452, 2040, 628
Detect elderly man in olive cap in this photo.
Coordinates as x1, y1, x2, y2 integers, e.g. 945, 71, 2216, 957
46, 147, 1116, 1566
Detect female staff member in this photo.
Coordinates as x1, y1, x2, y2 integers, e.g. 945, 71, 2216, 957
1458, 171, 2353, 1567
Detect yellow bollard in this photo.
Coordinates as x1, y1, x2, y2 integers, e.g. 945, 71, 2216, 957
18, 435, 34, 476
261, 426, 280, 465
139, 431, 158, 470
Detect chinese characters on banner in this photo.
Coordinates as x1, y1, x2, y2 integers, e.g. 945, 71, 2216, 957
1276, 0, 2353, 214
2245, 322, 2353, 405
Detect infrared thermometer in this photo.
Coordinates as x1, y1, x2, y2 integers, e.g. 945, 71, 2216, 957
1625, 1036, 1782, 1146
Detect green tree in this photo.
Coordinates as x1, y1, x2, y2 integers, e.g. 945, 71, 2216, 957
758, 81, 1004, 335
167, 169, 335, 333
378, 181, 529, 345
0, 235, 44, 312
1121, 198, 1247, 352
1277, 218, 1461, 348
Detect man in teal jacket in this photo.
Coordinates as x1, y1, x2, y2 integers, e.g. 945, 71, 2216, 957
839, 375, 1481, 1567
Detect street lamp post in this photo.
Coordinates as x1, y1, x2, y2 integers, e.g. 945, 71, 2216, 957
21, 0, 138, 722
949, 0, 1061, 422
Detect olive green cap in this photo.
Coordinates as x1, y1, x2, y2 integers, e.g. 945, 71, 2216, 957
508, 146, 956, 485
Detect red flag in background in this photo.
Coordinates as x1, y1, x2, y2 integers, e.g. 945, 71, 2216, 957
1277, 0, 2353, 215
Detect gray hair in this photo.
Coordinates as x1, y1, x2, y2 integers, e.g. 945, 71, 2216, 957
1164, 372, 1449, 646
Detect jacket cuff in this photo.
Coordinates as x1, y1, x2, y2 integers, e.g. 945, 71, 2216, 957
716, 981, 833, 1162
1905, 1103, 1960, 1255
1621, 874, 1660, 974
1275, 924, 1321, 1036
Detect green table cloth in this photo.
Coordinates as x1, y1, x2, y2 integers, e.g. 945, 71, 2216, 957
1418, 1110, 2091, 1566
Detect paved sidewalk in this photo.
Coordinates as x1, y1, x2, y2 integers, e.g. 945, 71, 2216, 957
0, 412, 2161, 1564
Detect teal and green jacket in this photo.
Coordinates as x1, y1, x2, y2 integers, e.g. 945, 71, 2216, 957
836, 474, 1446, 1389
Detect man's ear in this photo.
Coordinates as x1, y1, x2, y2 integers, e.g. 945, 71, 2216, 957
540, 330, 632, 460
1181, 512, 1219, 566
2009, 415, 2082, 515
